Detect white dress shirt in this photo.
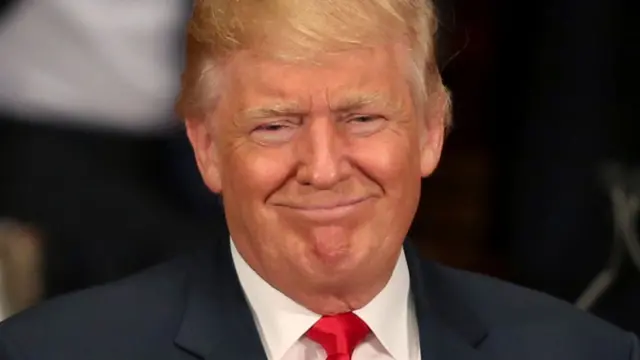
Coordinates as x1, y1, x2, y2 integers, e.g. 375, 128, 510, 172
231, 240, 421, 360
0, 0, 186, 133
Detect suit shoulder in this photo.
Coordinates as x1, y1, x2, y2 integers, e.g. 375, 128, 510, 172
428, 262, 630, 338
0, 255, 191, 357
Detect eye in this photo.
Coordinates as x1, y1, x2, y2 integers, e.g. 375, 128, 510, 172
346, 115, 387, 136
251, 121, 298, 145
256, 123, 288, 132
350, 115, 378, 123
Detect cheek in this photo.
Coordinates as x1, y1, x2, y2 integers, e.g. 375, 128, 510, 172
353, 135, 422, 190
223, 147, 294, 202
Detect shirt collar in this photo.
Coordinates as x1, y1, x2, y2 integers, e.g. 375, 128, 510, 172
231, 238, 413, 360
231, 239, 320, 360
353, 248, 413, 360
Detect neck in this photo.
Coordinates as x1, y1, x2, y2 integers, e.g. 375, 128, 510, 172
267, 254, 398, 315
230, 236, 400, 315
287, 280, 389, 315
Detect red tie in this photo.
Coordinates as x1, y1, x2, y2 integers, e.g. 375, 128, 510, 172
306, 312, 371, 360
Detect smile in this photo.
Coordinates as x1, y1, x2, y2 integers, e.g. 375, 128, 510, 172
277, 198, 370, 221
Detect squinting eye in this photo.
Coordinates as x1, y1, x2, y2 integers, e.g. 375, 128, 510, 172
256, 123, 287, 131
346, 115, 386, 136
251, 122, 297, 145
350, 115, 378, 123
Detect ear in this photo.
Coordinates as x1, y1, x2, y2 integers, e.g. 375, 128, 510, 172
419, 89, 448, 177
185, 118, 223, 193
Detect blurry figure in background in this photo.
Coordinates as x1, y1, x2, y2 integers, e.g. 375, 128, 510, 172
0, 220, 43, 320
0, 1, 222, 300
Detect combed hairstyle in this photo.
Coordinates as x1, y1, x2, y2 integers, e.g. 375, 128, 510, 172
176, 0, 451, 128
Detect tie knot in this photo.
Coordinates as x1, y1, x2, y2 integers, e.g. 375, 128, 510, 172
306, 312, 370, 359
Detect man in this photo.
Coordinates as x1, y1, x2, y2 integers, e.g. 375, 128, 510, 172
0, 0, 637, 359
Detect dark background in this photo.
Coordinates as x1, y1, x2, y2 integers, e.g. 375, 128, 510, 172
412, 0, 639, 333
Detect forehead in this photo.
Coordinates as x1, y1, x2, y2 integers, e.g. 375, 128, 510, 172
222, 43, 412, 110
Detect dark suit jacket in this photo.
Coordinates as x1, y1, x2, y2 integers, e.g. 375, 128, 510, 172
0, 238, 637, 360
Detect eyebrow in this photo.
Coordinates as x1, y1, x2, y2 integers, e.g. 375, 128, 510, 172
241, 92, 402, 120
242, 102, 307, 119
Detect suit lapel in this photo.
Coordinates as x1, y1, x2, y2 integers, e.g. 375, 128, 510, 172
174, 238, 268, 360
404, 241, 492, 360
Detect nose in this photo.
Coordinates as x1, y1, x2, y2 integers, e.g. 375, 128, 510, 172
295, 117, 350, 189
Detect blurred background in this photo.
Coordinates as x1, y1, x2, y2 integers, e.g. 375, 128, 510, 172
1, 0, 638, 335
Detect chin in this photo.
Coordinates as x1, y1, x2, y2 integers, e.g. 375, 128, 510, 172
306, 241, 369, 277
305, 229, 362, 262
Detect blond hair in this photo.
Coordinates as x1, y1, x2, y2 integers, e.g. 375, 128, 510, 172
176, 0, 450, 127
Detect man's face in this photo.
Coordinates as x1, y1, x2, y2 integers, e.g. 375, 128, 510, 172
187, 43, 444, 291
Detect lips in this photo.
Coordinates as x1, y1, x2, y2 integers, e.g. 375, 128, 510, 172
284, 197, 369, 210
275, 197, 371, 221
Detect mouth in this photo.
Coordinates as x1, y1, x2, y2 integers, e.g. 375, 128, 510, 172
276, 197, 371, 221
